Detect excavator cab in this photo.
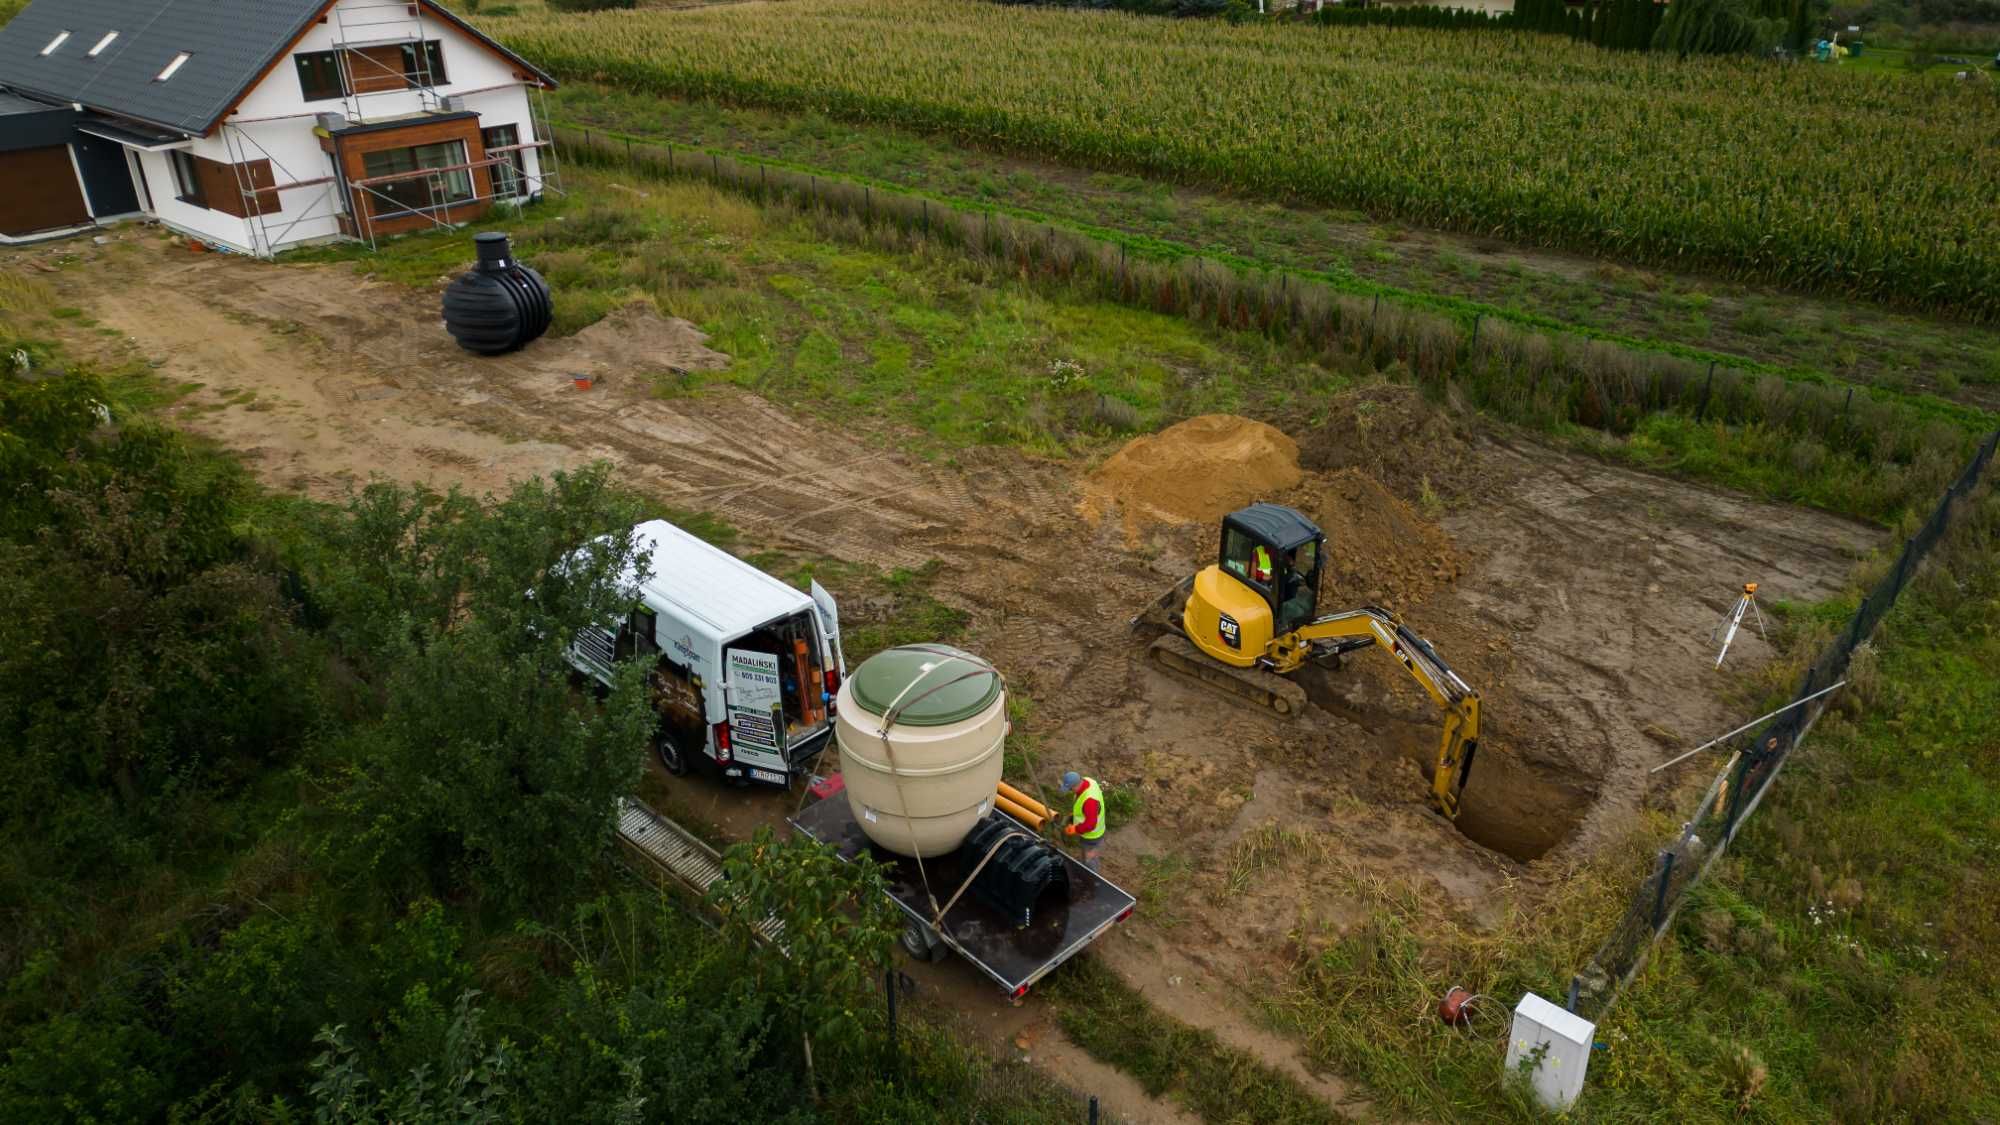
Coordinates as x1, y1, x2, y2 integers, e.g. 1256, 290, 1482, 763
1224, 504, 1326, 634
1190, 503, 1326, 668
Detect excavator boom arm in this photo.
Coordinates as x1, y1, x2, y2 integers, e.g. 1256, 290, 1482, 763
1294, 607, 1479, 818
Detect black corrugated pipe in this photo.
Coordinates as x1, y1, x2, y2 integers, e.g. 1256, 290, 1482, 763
442, 232, 553, 355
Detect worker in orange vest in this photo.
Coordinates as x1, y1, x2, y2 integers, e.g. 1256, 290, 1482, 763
1061, 770, 1107, 872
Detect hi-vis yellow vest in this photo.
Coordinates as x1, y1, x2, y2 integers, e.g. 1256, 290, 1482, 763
1073, 777, 1106, 840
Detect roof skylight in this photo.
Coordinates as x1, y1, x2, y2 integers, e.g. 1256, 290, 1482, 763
88, 32, 119, 58
40, 31, 70, 56
155, 52, 190, 82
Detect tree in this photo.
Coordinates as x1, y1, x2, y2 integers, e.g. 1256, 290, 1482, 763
315, 466, 657, 912
307, 991, 516, 1125
1653, 0, 1786, 53
707, 829, 901, 1093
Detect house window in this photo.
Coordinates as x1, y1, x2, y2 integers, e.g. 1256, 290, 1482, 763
399, 40, 447, 86
156, 52, 191, 82
168, 150, 205, 208
296, 50, 346, 101
360, 140, 473, 218
88, 31, 119, 57
482, 125, 529, 199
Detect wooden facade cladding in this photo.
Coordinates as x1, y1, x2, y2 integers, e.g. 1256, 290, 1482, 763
346, 46, 414, 95
188, 154, 280, 218
0, 147, 90, 235
330, 115, 492, 240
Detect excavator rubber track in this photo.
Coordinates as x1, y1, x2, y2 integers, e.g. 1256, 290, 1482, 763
1147, 633, 1308, 718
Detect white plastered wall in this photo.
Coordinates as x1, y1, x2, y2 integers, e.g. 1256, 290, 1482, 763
150, 0, 546, 254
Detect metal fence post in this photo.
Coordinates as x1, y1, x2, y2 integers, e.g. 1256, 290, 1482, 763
1650, 850, 1676, 931
1695, 361, 1715, 421
1088, 1095, 1099, 1124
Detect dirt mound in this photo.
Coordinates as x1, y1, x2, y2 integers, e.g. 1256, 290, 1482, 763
1310, 469, 1463, 607
550, 301, 731, 380
1297, 383, 1477, 506
1083, 414, 1302, 529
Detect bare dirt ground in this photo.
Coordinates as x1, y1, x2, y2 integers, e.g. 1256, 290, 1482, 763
12, 230, 1882, 1121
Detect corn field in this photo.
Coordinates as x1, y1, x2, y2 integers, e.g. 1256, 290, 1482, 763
488, 0, 2000, 320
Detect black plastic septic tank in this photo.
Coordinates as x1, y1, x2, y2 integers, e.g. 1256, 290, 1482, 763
442, 232, 552, 355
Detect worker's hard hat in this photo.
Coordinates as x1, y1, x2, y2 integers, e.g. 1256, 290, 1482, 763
1061, 771, 1081, 791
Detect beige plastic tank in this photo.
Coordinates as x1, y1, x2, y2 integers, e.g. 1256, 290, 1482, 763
836, 644, 1007, 857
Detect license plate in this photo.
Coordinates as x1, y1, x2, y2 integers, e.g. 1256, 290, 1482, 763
750, 768, 786, 785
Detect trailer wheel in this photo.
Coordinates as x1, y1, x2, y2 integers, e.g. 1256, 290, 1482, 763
654, 729, 693, 776
901, 918, 943, 962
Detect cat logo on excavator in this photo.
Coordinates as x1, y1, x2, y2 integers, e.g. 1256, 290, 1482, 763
1131, 502, 1480, 818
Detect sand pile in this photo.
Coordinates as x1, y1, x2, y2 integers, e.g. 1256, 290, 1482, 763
552, 301, 731, 380
1310, 469, 1462, 607
1083, 414, 1303, 529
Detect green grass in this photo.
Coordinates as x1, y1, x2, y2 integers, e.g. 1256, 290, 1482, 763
289, 171, 1331, 459
1040, 957, 1345, 1125
543, 86, 2000, 414
744, 552, 969, 665
290, 163, 1985, 526
1274, 478, 2000, 1122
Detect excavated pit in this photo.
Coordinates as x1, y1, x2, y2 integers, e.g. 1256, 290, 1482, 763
1451, 751, 1593, 863
1301, 671, 1591, 864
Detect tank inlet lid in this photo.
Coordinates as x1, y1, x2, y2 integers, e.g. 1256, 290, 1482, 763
849, 644, 1001, 726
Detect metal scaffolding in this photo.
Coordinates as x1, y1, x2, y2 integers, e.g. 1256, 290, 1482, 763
216, 1, 563, 258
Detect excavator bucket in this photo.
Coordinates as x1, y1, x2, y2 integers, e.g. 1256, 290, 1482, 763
1129, 574, 1195, 637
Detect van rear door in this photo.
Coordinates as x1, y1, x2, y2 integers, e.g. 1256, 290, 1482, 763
724, 648, 788, 782
810, 580, 846, 678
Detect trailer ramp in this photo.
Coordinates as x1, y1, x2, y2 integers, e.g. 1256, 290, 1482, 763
616, 798, 787, 949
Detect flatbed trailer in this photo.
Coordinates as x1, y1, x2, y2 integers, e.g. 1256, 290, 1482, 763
790, 794, 1136, 997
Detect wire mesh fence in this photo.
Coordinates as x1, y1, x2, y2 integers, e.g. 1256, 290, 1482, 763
1567, 425, 2000, 1023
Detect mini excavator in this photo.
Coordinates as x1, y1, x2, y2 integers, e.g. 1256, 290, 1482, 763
1133, 502, 1479, 818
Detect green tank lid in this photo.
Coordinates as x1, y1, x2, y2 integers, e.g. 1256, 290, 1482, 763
849, 645, 1002, 726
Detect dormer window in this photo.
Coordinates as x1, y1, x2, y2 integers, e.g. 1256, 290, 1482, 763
156, 52, 190, 82
88, 32, 119, 57
40, 31, 70, 56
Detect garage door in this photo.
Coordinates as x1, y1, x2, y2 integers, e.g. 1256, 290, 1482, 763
0, 146, 89, 236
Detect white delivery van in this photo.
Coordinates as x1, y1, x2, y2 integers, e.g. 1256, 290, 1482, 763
566, 519, 845, 787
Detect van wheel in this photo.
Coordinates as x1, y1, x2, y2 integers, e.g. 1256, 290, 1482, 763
655, 730, 692, 776
901, 919, 943, 962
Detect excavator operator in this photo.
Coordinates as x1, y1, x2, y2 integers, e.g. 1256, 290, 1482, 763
1250, 543, 1273, 584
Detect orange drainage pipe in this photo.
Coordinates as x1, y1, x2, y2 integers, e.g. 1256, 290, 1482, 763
996, 780, 1050, 820
995, 794, 1047, 828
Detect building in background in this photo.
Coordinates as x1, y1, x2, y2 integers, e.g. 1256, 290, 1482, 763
0, 0, 557, 254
